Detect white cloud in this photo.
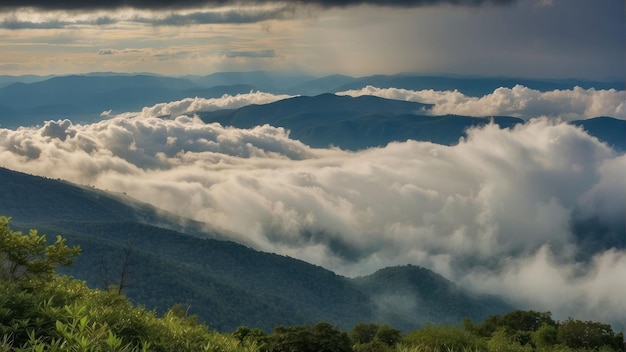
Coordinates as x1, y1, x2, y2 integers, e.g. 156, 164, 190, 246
0, 102, 624, 326
462, 245, 626, 329
337, 85, 626, 120
132, 91, 294, 120
0, 5, 294, 29
97, 48, 115, 55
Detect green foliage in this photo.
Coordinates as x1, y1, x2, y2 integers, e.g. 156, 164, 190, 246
350, 323, 380, 345
557, 318, 624, 351
350, 323, 402, 351
310, 322, 353, 352
531, 323, 558, 349
238, 322, 400, 352
486, 329, 532, 352
472, 311, 624, 352
244, 323, 352, 352
375, 325, 402, 347
0, 218, 256, 352
354, 340, 393, 352
501, 310, 556, 334
0, 275, 258, 352
234, 326, 268, 350
0, 217, 81, 284
403, 324, 487, 352
474, 310, 555, 345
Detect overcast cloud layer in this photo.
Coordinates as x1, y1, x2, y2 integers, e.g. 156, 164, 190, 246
0, 91, 624, 328
337, 85, 626, 120
0, 0, 516, 10
0, 0, 623, 79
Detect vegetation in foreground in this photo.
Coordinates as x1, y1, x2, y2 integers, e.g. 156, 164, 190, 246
1, 217, 623, 351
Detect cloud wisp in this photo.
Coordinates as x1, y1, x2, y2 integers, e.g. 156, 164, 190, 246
0, 91, 624, 326
127, 91, 294, 119
337, 85, 626, 120
0, 0, 517, 11
0, 0, 518, 30
0, 0, 517, 29
0, 5, 293, 29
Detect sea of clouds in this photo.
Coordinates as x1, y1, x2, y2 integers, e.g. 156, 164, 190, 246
337, 85, 626, 121
0, 87, 624, 327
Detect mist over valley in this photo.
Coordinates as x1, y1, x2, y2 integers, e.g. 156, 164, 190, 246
0, 71, 624, 332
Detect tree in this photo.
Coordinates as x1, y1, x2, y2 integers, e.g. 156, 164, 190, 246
502, 310, 555, 331
350, 323, 401, 347
265, 323, 351, 352
487, 328, 532, 352
267, 325, 315, 352
99, 240, 135, 295
374, 325, 401, 347
350, 323, 380, 345
403, 323, 486, 351
233, 325, 267, 349
0, 216, 81, 284
475, 310, 555, 345
311, 322, 352, 352
557, 318, 624, 350
531, 322, 558, 348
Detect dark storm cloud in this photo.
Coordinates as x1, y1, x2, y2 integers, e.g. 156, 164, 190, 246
0, 8, 288, 29
0, 16, 115, 29
0, 19, 67, 29
136, 8, 290, 26
0, 0, 516, 10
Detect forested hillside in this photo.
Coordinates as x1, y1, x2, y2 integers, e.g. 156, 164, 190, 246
1, 217, 623, 351
0, 166, 512, 331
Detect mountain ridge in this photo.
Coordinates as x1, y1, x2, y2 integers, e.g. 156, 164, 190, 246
199, 94, 624, 151
1, 72, 622, 129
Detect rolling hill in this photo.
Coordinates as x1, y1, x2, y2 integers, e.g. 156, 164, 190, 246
0, 75, 259, 128
353, 265, 511, 329
199, 94, 624, 151
571, 116, 626, 152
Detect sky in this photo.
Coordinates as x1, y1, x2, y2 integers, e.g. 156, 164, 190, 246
0, 0, 624, 79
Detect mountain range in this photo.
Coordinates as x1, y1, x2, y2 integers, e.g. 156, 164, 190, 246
0, 72, 623, 129
198, 94, 624, 151
0, 166, 512, 332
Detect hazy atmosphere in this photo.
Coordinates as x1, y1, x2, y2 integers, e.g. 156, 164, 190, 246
1, 0, 625, 337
